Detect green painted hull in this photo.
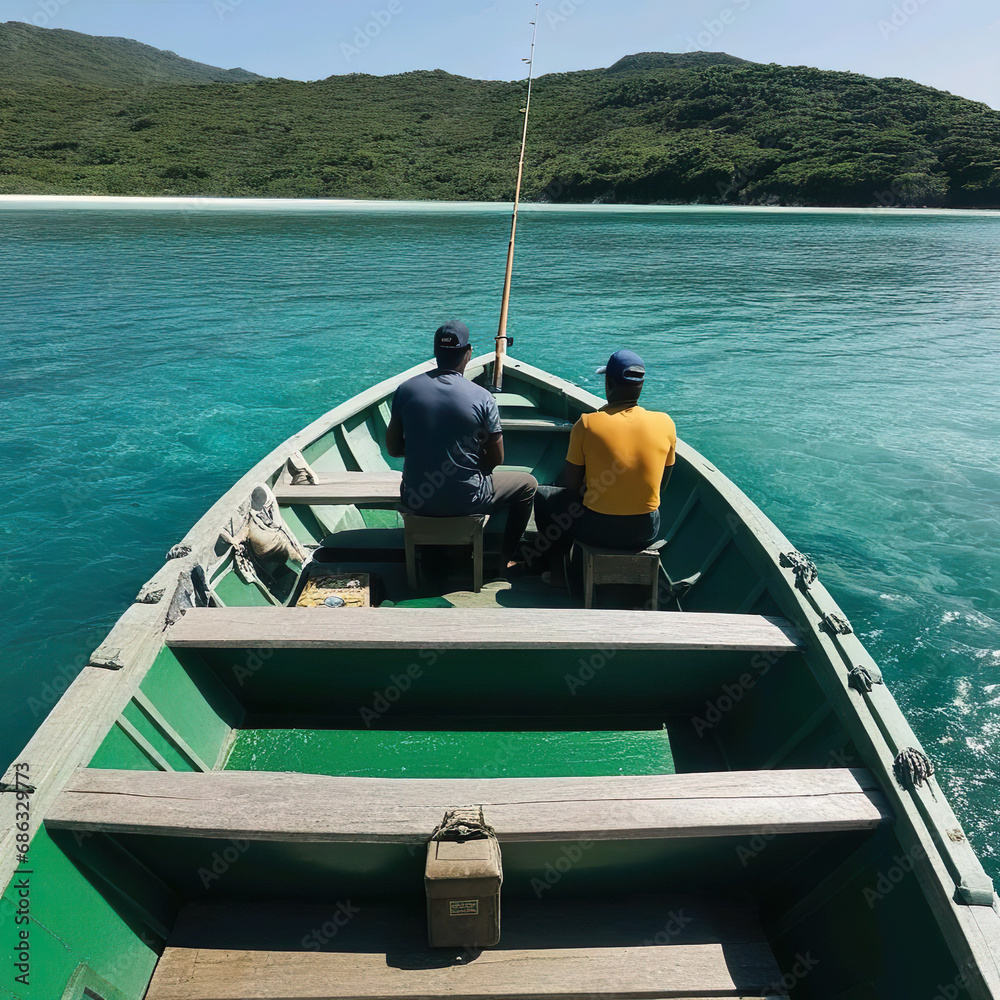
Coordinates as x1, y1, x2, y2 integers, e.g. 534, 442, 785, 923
1, 355, 997, 1000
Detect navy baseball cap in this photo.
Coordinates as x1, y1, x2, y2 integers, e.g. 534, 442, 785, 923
434, 320, 471, 351
597, 349, 645, 384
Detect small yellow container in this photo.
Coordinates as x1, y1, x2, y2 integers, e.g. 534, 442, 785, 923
295, 572, 370, 608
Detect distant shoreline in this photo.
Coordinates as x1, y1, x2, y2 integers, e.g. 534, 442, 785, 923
2, 195, 998, 216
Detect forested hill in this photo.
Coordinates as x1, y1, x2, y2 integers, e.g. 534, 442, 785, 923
0, 21, 261, 87
1, 23, 998, 207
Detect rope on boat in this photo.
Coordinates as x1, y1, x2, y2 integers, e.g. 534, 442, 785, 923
779, 550, 818, 591
662, 572, 701, 612
893, 747, 935, 792
848, 665, 881, 693
429, 806, 498, 844
166, 543, 192, 560
821, 612, 854, 635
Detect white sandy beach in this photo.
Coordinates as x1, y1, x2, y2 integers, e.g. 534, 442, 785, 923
0, 194, 997, 216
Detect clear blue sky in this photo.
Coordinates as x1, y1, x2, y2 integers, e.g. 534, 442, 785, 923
9, 0, 999, 108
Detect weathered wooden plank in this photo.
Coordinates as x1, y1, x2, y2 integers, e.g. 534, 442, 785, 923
47, 767, 890, 844
132, 690, 209, 772
165, 607, 804, 652
148, 945, 777, 999
146, 897, 786, 1000
0, 600, 171, 897
958, 901, 1000, 996
114, 716, 173, 772
501, 416, 573, 431
273, 472, 402, 506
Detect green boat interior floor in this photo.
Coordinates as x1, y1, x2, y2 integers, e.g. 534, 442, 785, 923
222, 727, 677, 778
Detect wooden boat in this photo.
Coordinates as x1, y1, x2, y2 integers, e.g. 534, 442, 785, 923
2, 353, 998, 1000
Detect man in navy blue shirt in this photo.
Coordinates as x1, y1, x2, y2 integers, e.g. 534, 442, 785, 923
387, 321, 537, 574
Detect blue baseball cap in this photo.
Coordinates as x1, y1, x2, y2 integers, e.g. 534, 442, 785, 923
597, 349, 645, 384
434, 320, 471, 351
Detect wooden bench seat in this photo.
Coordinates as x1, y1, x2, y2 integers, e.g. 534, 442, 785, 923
47, 767, 890, 843
273, 472, 401, 506
145, 896, 787, 999
501, 416, 573, 431
166, 606, 804, 652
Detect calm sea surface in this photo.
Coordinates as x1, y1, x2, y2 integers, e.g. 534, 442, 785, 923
1, 202, 998, 875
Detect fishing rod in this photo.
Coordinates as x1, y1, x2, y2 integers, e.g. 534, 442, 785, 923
491, 3, 538, 393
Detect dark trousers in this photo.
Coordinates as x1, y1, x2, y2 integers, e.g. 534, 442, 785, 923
530, 485, 660, 568
485, 470, 538, 567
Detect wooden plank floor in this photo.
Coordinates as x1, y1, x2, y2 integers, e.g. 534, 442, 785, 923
146, 896, 788, 999
165, 607, 804, 652
47, 767, 890, 843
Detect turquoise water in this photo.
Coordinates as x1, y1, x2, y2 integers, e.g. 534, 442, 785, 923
1, 202, 999, 878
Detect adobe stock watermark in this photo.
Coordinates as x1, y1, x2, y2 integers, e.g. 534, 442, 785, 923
212, 0, 245, 20
734, 824, 778, 867
358, 651, 435, 727
401, 426, 494, 513
642, 909, 695, 945
474, 732, 528, 779
877, 0, 932, 40
341, 2, 403, 64
232, 646, 273, 687
544, 0, 587, 30
564, 644, 617, 695
31, 0, 72, 28
861, 841, 926, 908
731, 747, 859, 867
766, 953, 819, 995
689, 648, 785, 737
530, 839, 596, 897
301, 901, 362, 950
684, 0, 751, 52
931, 958, 979, 1000
198, 838, 253, 889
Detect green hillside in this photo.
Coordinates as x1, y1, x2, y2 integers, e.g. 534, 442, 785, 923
1, 24, 998, 207
0, 21, 261, 87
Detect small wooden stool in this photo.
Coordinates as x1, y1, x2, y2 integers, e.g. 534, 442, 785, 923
402, 513, 488, 594
577, 539, 666, 610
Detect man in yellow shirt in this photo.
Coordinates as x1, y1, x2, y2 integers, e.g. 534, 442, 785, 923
532, 350, 676, 583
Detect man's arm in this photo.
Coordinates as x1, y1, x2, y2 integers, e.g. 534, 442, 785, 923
560, 417, 587, 493
386, 412, 405, 458
481, 432, 504, 473
557, 460, 585, 493
661, 464, 673, 490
